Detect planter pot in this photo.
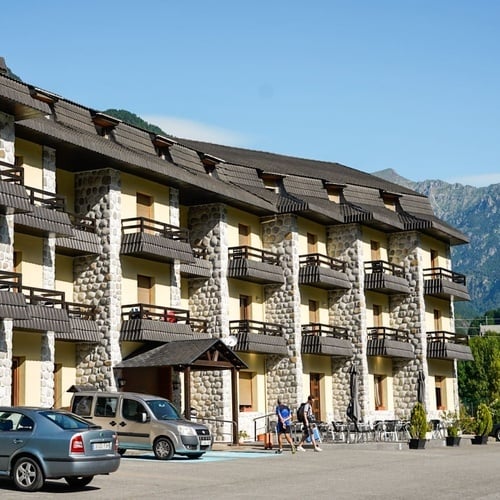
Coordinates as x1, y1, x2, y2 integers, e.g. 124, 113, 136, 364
471, 435, 488, 445
409, 438, 426, 449
446, 436, 461, 447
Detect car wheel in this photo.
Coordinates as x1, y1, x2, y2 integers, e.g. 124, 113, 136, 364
496, 428, 500, 442
118, 448, 127, 456
153, 437, 175, 460
65, 476, 94, 488
12, 457, 44, 492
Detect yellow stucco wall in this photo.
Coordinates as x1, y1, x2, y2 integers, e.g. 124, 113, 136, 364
300, 287, 329, 324
237, 353, 266, 412
367, 357, 394, 411
301, 355, 333, 421
420, 235, 450, 269
55, 341, 76, 408
227, 207, 261, 248
121, 172, 170, 222
13, 234, 43, 288
13, 332, 42, 406
297, 218, 327, 255
228, 281, 264, 322
15, 138, 43, 190
361, 227, 388, 261
56, 169, 75, 212
425, 298, 452, 330
55, 254, 74, 301
121, 256, 171, 305
428, 359, 455, 411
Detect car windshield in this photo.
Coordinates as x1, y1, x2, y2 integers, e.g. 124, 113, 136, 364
146, 400, 181, 420
40, 410, 97, 430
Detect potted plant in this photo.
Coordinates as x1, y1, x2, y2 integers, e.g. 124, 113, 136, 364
409, 402, 427, 449
443, 411, 461, 446
471, 403, 493, 445
238, 430, 250, 445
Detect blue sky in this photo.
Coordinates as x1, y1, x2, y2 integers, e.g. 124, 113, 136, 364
3, 1, 500, 186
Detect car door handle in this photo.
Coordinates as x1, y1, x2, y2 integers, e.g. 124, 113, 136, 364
13, 439, 24, 444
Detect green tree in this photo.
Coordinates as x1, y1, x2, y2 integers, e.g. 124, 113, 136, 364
458, 333, 500, 412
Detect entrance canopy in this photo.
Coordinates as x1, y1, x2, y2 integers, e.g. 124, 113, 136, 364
115, 338, 247, 370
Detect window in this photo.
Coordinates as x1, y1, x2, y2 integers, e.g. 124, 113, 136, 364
435, 376, 446, 410
430, 249, 439, 268
374, 375, 386, 410
72, 395, 93, 417
123, 398, 147, 422
95, 397, 118, 417
240, 295, 251, 321
238, 224, 250, 247
239, 372, 254, 411
307, 233, 318, 254
434, 309, 442, 330
138, 275, 153, 307
309, 300, 319, 324
370, 240, 381, 260
373, 305, 382, 328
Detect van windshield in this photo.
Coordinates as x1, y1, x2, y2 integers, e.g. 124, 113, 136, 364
146, 400, 181, 420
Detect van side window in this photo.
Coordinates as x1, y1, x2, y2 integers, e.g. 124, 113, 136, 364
72, 395, 93, 417
95, 397, 118, 417
123, 398, 147, 422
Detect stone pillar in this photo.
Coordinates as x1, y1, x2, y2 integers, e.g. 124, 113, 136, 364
0, 111, 15, 404
261, 214, 301, 411
40, 146, 57, 407
74, 169, 121, 390
327, 223, 367, 421
388, 231, 427, 418
188, 204, 230, 439
169, 187, 181, 306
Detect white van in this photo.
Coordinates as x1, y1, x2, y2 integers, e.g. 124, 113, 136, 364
70, 391, 212, 460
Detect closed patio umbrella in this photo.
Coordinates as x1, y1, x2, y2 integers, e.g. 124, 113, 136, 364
417, 369, 426, 405
347, 363, 361, 431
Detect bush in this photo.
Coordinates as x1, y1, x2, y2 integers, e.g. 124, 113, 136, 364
410, 402, 427, 439
475, 403, 493, 436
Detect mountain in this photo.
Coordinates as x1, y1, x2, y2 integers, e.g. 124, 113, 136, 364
373, 169, 499, 321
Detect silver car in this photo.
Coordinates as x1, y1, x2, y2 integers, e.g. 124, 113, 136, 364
0, 407, 120, 492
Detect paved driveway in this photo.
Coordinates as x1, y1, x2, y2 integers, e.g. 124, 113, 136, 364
0, 440, 499, 499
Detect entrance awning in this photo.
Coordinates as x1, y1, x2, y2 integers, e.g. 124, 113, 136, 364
115, 338, 247, 370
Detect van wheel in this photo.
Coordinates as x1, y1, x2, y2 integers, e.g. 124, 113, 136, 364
153, 437, 175, 460
118, 448, 127, 456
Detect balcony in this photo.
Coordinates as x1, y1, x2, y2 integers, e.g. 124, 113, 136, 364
298, 254, 351, 290
120, 303, 206, 342
227, 246, 283, 285
121, 217, 195, 264
301, 323, 353, 357
14, 286, 71, 334
0, 160, 31, 214
180, 247, 212, 279
366, 327, 414, 359
423, 268, 470, 301
56, 213, 101, 256
0, 271, 28, 319
14, 186, 74, 237
427, 331, 474, 361
364, 260, 410, 295
229, 319, 288, 355
64, 302, 100, 342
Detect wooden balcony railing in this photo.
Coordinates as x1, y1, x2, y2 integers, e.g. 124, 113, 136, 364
423, 268, 466, 286
121, 217, 189, 242
67, 212, 97, 233
301, 323, 349, 339
229, 319, 284, 337
0, 271, 22, 292
65, 302, 96, 320
299, 253, 346, 273
364, 260, 404, 277
367, 326, 408, 342
228, 246, 279, 265
0, 160, 24, 184
21, 286, 65, 307
25, 186, 66, 211
121, 303, 190, 323
427, 331, 469, 345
